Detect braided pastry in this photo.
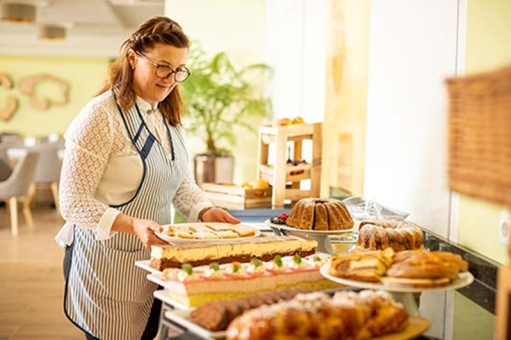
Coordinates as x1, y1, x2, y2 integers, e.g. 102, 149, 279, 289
226, 290, 408, 340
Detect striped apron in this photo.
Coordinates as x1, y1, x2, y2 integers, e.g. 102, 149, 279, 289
64, 93, 188, 340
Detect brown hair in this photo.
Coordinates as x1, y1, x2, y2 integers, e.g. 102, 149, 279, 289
97, 16, 190, 126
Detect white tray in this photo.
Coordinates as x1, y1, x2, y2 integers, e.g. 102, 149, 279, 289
320, 263, 474, 293
135, 260, 161, 275
162, 302, 431, 340
154, 289, 190, 311
164, 309, 225, 339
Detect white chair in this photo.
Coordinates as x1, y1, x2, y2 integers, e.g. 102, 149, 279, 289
0, 150, 40, 236
26, 143, 62, 215
0, 158, 12, 181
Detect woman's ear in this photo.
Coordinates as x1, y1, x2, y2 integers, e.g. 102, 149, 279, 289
128, 49, 137, 70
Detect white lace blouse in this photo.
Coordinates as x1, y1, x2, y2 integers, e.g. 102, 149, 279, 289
55, 92, 213, 246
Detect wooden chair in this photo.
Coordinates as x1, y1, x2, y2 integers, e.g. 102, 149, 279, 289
0, 150, 40, 236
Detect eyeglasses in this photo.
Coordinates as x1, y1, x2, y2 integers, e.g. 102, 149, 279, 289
136, 51, 190, 83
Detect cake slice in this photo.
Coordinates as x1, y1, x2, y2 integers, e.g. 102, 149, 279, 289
156, 254, 341, 307
150, 235, 317, 271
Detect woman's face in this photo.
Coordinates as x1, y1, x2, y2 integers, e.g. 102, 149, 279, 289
130, 43, 188, 107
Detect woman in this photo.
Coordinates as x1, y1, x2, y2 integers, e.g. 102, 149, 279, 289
56, 16, 240, 340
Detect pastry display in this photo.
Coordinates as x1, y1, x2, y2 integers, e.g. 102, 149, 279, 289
190, 289, 309, 331
329, 247, 395, 282
155, 253, 341, 307
328, 248, 469, 288
150, 235, 317, 271
356, 219, 424, 251
382, 249, 469, 288
226, 290, 409, 340
285, 197, 354, 231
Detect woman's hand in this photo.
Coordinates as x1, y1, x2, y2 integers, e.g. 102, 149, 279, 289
201, 207, 241, 224
113, 214, 168, 249
131, 218, 169, 249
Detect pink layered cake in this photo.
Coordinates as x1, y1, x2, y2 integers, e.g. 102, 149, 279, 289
156, 254, 344, 307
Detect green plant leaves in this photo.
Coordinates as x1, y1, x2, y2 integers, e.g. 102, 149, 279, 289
181, 44, 273, 156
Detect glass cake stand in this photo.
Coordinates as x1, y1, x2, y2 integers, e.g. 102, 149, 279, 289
320, 263, 474, 316
264, 219, 356, 254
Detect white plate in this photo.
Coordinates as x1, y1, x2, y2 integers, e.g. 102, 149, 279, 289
135, 260, 162, 275
264, 219, 356, 236
320, 263, 474, 293
155, 223, 261, 244
164, 309, 225, 339
154, 290, 190, 311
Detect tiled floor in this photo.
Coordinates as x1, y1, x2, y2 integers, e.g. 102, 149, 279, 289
0, 204, 82, 340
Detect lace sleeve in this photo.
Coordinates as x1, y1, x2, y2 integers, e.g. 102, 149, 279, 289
172, 170, 214, 222
59, 101, 115, 227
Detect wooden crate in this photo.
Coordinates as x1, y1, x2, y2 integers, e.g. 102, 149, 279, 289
202, 183, 272, 210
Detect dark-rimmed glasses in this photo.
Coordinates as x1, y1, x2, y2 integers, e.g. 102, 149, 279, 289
136, 51, 190, 83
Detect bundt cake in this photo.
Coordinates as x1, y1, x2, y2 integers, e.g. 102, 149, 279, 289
286, 198, 354, 231
356, 220, 424, 252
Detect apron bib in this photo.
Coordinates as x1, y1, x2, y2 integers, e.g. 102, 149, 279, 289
64, 91, 187, 340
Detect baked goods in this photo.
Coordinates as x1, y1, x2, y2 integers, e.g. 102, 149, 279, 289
356, 219, 424, 251
329, 247, 395, 282
286, 198, 354, 231
161, 223, 257, 240
157, 254, 341, 307
328, 248, 469, 288
190, 289, 310, 331
226, 290, 409, 340
382, 249, 469, 288
150, 235, 317, 271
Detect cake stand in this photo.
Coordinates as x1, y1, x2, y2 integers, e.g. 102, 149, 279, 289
320, 263, 474, 316
264, 220, 356, 254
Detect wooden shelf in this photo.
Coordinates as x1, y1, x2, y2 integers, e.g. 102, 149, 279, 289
257, 122, 322, 207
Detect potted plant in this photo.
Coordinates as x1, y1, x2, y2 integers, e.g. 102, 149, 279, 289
180, 45, 273, 187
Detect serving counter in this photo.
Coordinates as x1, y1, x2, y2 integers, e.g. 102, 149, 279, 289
154, 209, 498, 340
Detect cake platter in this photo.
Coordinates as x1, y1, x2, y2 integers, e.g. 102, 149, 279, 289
154, 289, 191, 311
135, 260, 161, 275
163, 308, 430, 340
320, 262, 474, 316
264, 219, 356, 254
155, 223, 261, 244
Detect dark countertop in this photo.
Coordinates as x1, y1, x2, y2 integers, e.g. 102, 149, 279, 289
160, 209, 498, 340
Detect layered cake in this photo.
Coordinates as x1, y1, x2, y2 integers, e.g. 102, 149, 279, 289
356, 219, 424, 251
286, 197, 354, 231
156, 253, 343, 307
150, 235, 317, 271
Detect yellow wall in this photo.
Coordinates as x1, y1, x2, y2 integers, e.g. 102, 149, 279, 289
0, 56, 109, 137
322, 0, 370, 197
458, 0, 511, 264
